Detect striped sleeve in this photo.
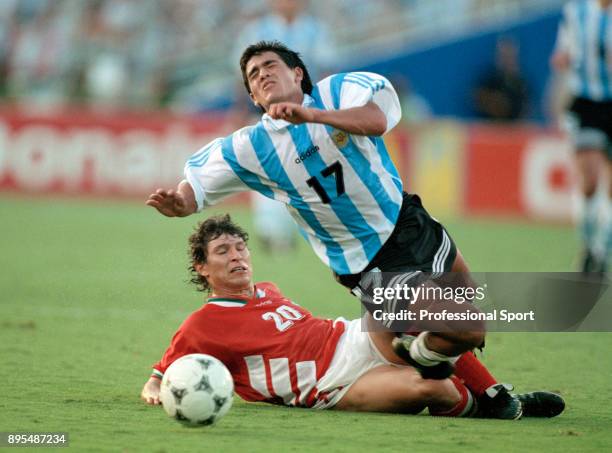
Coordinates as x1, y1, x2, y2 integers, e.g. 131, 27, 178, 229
184, 137, 249, 211
333, 72, 402, 134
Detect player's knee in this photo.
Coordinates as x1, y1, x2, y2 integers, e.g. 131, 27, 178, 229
385, 369, 429, 412
583, 181, 598, 198
579, 156, 603, 196
414, 379, 449, 406
462, 330, 485, 349
445, 330, 485, 350
415, 381, 437, 404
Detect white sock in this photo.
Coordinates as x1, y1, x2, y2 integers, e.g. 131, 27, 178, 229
409, 332, 460, 367
592, 197, 612, 261
581, 194, 600, 252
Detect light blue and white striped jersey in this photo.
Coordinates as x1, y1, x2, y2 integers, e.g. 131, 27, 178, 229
555, 0, 612, 101
184, 72, 403, 275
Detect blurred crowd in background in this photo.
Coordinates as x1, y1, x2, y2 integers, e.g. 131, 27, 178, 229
0, 0, 564, 113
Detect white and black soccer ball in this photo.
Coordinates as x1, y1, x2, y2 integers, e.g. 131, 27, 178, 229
160, 353, 234, 426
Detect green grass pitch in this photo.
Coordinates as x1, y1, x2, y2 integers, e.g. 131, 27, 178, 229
1, 196, 611, 452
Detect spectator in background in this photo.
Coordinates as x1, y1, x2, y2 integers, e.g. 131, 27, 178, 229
407, 0, 475, 32
474, 37, 529, 122
7, 0, 77, 106
0, 0, 18, 99
76, 0, 166, 109
73, 0, 130, 108
232, 0, 335, 82
551, 0, 612, 274
144, 0, 227, 107
229, 0, 337, 253
228, 0, 336, 123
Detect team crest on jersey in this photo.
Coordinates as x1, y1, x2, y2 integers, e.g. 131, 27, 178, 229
331, 129, 349, 148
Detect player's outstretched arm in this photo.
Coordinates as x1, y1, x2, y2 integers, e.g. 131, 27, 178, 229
268, 101, 387, 136
145, 180, 197, 217
141, 376, 162, 405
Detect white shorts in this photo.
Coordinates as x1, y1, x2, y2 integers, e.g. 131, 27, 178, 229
312, 318, 394, 409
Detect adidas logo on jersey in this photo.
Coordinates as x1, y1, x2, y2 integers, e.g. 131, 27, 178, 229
294, 145, 320, 164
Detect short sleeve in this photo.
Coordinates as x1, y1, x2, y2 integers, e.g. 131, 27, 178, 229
152, 309, 224, 377
152, 327, 197, 375
333, 72, 401, 134
184, 137, 248, 211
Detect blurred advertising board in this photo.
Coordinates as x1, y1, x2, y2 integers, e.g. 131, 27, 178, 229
463, 123, 577, 222
0, 108, 223, 196
0, 109, 577, 222
394, 122, 577, 223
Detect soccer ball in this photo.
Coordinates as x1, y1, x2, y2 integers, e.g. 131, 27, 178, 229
160, 354, 234, 426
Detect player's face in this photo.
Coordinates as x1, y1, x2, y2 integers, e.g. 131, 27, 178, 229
199, 234, 252, 294
245, 51, 304, 111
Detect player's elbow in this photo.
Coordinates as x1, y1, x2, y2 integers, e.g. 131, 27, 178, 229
366, 104, 388, 136
369, 118, 387, 136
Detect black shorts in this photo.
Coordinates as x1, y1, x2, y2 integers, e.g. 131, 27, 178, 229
567, 97, 612, 158
335, 193, 457, 289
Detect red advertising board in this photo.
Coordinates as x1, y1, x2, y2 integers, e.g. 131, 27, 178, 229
393, 122, 576, 222
0, 108, 225, 197
463, 124, 576, 222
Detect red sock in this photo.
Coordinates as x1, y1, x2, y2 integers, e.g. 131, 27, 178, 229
454, 351, 497, 397
430, 376, 474, 417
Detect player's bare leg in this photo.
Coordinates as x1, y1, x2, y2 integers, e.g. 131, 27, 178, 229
576, 149, 608, 272
369, 325, 563, 419
334, 365, 473, 416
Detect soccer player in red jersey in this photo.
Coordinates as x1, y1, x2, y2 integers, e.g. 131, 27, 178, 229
141, 215, 564, 418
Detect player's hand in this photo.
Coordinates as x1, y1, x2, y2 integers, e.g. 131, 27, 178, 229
268, 102, 317, 124
141, 377, 162, 405
146, 188, 189, 217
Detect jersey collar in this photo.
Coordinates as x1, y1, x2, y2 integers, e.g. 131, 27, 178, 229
207, 286, 267, 307
261, 94, 315, 131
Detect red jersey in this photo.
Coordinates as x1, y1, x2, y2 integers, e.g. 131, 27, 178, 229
153, 282, 346, 408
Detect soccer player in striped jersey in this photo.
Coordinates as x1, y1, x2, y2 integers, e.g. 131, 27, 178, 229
145, 41, 511, 412
552, 0, 612, 273
140, 215, 564, 418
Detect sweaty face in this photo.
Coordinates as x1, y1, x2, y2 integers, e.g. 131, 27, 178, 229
198, 234, 252, 295
245, 51, 304, 111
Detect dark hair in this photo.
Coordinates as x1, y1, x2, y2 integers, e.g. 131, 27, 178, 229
239, 40, 313, 97
188, 214, 249, 293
